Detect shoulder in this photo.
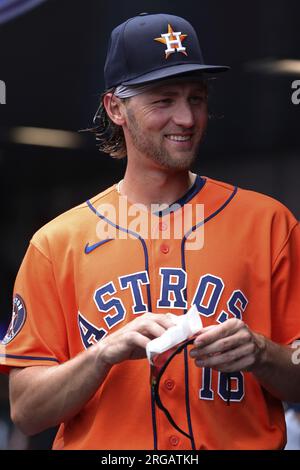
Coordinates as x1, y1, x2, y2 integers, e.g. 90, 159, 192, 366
206, 176, 297, 222
30, 184, 118, 257
205, 177, 299, 258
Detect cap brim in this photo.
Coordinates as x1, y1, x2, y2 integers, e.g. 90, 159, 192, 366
121, 63, 230, 86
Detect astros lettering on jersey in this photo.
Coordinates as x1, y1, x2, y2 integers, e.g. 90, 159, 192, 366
1, 175, 300, 450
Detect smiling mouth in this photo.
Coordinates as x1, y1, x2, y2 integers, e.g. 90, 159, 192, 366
165, 135, 192, 142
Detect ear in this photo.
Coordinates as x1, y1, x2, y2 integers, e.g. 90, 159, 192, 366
103, 93, 126, 126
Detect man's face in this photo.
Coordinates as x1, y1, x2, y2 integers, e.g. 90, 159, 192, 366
122, 80, 208, 170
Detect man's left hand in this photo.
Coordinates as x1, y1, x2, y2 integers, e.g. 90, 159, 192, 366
190, 318, 266, 373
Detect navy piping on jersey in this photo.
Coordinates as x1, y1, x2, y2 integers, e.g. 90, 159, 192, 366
155, 175, 206, 217
0, 354, 59, 363
86, 200, 152, 311
180, 184, 238, 450
86, 184, 238, 451
182, 185, 238, 245
86, 199, 158, 449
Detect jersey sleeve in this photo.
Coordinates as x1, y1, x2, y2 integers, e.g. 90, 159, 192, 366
0, 241, 69, 374
271, 221, 300, 345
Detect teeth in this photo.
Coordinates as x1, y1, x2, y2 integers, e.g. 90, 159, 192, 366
166, 135, 191, 142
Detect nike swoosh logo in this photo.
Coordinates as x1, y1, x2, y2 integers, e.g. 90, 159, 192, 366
84, 239, 114, 254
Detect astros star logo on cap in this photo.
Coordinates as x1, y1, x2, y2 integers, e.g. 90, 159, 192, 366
154, 24, 188, 59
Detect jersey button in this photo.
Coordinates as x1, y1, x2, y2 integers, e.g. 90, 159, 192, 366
160, 244, 169, 254
169, 435, 179, 446
159, 221, 168, 231
164, 379, 175, 391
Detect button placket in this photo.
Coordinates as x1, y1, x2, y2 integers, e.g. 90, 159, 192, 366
160, 244, 169, 254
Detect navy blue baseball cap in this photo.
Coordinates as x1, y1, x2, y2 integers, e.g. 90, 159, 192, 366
104, 13, 229, 90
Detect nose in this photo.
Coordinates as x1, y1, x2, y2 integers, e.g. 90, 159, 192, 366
172, 100, 195, 128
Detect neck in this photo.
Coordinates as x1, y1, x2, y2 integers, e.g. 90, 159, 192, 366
120, 161, 196, 207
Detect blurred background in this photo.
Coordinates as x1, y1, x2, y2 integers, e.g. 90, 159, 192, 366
0, 0, 299, 449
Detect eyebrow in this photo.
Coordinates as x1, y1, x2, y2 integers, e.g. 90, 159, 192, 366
149, 88, 206, 97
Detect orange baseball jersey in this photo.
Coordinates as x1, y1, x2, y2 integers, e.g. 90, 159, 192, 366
1, 175, 300, 450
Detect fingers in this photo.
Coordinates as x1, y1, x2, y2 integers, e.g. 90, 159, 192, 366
124, 331, 150, 349
126, 312, 176, 337
192, 327, 251, 356
190, 318, 260, 373
134, 320, 168, 340
194, 318, 244, 347
219, 354, 256, 373
99, 312, 178, 365
191, 342, 256, 371
143, 312, 177, 330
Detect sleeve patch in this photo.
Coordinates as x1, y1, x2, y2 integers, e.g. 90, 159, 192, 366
1, 294, 27, 345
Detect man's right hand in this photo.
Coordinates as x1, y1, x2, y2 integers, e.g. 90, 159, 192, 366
98, 312, 176, 366
9, 312, 175, 435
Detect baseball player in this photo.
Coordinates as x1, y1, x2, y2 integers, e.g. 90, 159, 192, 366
1, 13, 300, 450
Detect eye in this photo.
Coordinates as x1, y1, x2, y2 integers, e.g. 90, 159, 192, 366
153, 98, 173, 105
190, 96, 206, 105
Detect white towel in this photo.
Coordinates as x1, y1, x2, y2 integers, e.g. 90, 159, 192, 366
146, 305, 203, 364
